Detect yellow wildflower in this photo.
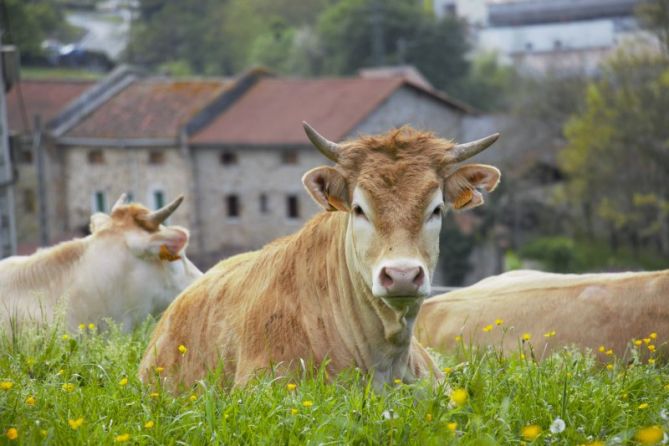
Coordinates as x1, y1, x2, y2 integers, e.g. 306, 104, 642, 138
88, 323, 95, 331
622, 393, 628, 400
598, 345, 605, 352
520, 353, 526, 360
606, 364, 613, 370
648, 344, 656, 352
455, 335, 462, 342
0, 381, 13, 391
302, 400, 313, 408
639, 403, 649, 409
62, 334, 69, 340
114, 433, 130, 443
286, 383, 297, 391
291, 408, 298, 415
635, 426, 664, 444
644, 338, 651, 344
425, 413, 433, 422
178, 344, 188, 355
40, 429, 47, 437
544, 331, 556, 338
605, 349, 613, 356
450, 388, 468, 407
144, 421, 154, 429
483, 324, 493, 332
189, 394, 197, 402
447, 421, 457, 432
635, 340, 643, 346
6, 428, 18, 441
155, 367, 164, 374
62, 383, 76, 393
650, 332, 657, 340
649, 358, 656, 365
665, 383, 669, 391
56, 369, 64, 376
25, 395, 36, 406
443, 367, 452, 374
118, 377, 128, 386
394, 378, 402, 384
521, 424, 542, 441
495, 319, 504, 326
68, 417, 84, 430
78, 323, 85, 330
522, 333, 532, 342
150, 392, 159, 399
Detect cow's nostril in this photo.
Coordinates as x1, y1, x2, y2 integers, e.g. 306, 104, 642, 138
380, 267, 394, 288
413, 267, 425, 287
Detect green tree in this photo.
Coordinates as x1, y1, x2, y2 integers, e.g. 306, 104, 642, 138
560, 49, 669, 255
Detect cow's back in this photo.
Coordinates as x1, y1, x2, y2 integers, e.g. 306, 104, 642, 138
416, 269, 669, 357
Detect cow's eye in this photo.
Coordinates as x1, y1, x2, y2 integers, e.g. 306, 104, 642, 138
431, 205, 444, 219
352, 205, 367, 220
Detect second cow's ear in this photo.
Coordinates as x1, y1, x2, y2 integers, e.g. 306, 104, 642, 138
443, 164, 501, 211
302, 166, 350, 212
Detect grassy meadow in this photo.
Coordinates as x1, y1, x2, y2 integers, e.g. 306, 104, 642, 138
1, 319, 669, 445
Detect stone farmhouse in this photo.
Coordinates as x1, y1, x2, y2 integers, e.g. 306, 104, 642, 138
8, 66, 483, 271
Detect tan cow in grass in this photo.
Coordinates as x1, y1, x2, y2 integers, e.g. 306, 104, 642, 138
139, 123, 501, 390
416, 269, 669, 359
0, 195, 202, 333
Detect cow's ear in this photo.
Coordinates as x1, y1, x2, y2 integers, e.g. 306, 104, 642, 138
443, 164, 501, 211
302, 166, 350, 211
89, 213, 110, 233
147, 227, 190, 261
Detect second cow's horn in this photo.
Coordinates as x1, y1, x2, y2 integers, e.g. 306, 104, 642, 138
303, 121, 341, 162
144, 195, 184, 225
451, 133, 500, 163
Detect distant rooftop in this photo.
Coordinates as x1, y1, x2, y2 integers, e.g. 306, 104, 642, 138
489, 0, 639, 26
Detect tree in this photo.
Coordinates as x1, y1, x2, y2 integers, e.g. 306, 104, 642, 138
560, 49, 669, 255
636, 0, 669, 55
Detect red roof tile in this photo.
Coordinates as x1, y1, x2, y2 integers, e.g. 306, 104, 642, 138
7, 79, 95, 134
65, 79, 229, 140
189, 77, 408, 146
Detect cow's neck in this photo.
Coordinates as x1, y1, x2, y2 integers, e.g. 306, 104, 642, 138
296, 212, 420, 381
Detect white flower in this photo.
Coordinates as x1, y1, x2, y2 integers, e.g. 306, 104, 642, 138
549, 417, 566, 434
381, 409, 398, 420
661, 408, 669, 421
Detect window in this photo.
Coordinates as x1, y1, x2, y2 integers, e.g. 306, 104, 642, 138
286, 195, 299, 219
23, 189, 36, 213
259, 193, 269, 214
152, 190, 165, 210
88, 150, 105, 164
148, 151, 165, 165
220, 151, 238, 165
92, 191, 107, 213
281, 150, 298, 165
226, 194, 240, 218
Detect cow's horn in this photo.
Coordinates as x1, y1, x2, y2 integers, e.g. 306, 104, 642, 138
451, 133, 500, 162
111, 193, 127, 212
303, 121, 341, 162
144, 195, 184, 224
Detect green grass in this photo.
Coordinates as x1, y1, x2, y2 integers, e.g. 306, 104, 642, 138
1, 320, 668, 445
21, 67, 105, 80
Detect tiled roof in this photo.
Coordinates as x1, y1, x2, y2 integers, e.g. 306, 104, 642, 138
189, 77, 411, 146
65, 78, 229, 140
7, 79, 95, 134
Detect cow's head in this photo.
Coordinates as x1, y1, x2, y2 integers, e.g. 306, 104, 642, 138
88, 194, 201, 314
302, 123, 500, 309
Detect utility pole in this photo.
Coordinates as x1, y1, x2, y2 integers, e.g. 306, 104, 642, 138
33, 115, 49, 246
0, 32, 17, 259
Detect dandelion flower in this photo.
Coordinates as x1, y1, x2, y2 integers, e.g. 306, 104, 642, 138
550, 417, 565, 434
635, 340, 643, 346
650, 332, 657, 340
78, 323, 85, 331
544, 331, 556, 338
62, 334, 69, 340
605, 349, 613, 356
644, 338, 651, 344
114, 433, 130, 443
522, 333, 532, 342
450, 388, 468, 407
68, 417, 84, 430
635, 426, 664, 444
483, 324, 493, 332
144, 420, 154, 429
155, 367, 164, 374
425, 413, 433, 422
62, 383, 75, 393
118, 377, 128, 386
291, 408, 298, 415
495, 319, 504, 326
639, 403, 649, 409
649, 358, 656, 365
88, 323, 95, 331
443, 367, 452, 374
302, 400, 313, 408
6, 428, 18, 441
150, 392, 159, 399
520, 353, 526, 360
648, 345, 656, 352
447, 422, 457, 432
606, 364, 613, 370
455, 335, 462, 342
0, 381, 13, 391
189, 394, 197, 402
598, 345, 605, 352
286, 383, 296, 391
25, 395, 36, 406
178, 344, 188, 355
521, 424, 542, 441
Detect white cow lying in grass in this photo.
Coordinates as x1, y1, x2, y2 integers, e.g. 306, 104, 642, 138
416, 269, 669, 359
0, 194, 202, 333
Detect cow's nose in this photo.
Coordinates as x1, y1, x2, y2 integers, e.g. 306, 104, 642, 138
379, 266, 425, 296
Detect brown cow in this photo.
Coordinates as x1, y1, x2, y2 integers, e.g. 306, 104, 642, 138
139, 123, 501, 389
0, 195, 202, 333
416, 269, 669, 359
